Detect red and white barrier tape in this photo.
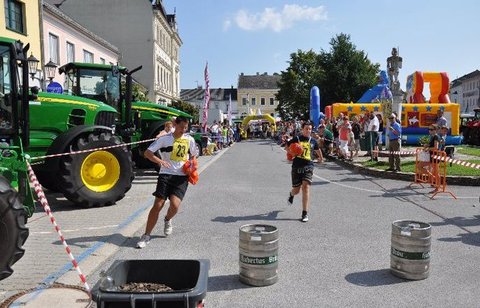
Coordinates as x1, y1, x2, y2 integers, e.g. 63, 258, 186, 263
372, 150, 416, 156
373, 150, 480, 170
431, 154, 480, 170
30, 137, 157, 161
26, 161, 91, 293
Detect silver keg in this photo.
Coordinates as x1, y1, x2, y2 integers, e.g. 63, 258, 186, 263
390, 220, 431, 280
239, 224, 278, 286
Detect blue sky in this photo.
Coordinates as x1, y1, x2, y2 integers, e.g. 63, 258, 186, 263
164, 0, 480, 94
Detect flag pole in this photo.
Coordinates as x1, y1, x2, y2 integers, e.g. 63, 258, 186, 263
201, 62, 210, 133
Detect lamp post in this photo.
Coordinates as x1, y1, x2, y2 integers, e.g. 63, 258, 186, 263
44, 60, 57, 83
27, 54, 57, 90
27, 53, 39, 78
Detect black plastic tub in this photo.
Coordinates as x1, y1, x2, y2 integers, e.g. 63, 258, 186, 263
91, 259, 210, 308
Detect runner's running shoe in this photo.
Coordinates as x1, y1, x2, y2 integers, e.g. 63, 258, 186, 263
301, 214, 309, 223
136, 234, 150, 249
164, 218, 173, 236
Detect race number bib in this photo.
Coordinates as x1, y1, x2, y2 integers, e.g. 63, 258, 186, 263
170, 138, 190, 162
298, 141, 311, 161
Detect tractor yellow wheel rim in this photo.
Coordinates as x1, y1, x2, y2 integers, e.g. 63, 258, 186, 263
80, 151, 120, 192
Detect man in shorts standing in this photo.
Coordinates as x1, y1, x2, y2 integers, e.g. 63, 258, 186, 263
286, 121, 322, 222
137, 116, 198, 248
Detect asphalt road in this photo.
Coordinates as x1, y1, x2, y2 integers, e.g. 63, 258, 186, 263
2, 139, 480, 307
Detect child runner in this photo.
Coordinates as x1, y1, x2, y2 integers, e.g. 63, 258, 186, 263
286, 121, 323, 222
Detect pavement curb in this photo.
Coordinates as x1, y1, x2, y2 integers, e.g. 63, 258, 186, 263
335, 159, 480, 186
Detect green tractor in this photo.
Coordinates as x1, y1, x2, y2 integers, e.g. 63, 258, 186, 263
56, 63, 202, 168
0, 38, 34, 280
28, 79, 134, 206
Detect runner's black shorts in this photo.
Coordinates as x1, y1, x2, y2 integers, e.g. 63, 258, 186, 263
291, 166, 314, 187
153, 174, 189, 201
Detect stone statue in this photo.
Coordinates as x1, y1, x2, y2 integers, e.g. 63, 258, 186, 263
387, 48, 402, 92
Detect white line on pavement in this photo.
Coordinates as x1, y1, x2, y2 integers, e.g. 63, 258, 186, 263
312, 170, 478, 199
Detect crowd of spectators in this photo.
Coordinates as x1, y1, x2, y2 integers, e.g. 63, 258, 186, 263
194, 110, 449, 163
274, 112, 395, 162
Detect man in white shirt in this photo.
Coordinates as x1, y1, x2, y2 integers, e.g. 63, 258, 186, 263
136, 116, 198, 248
210, 121, 220, 142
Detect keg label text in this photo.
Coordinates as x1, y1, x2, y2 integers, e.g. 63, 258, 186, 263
240, 254, 278, 265
391, 247, 430, 260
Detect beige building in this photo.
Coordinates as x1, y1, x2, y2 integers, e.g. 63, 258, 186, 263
237, 72, 281, 118
181, 87, 238, 125
0, 0, 42, 70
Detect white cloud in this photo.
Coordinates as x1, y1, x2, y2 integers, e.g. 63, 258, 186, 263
227, 4, 327, 32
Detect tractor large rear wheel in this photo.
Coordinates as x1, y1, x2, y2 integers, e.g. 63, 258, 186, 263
59, 132, 134, 207
35, 169, 61, 192
0, 176, 29, 281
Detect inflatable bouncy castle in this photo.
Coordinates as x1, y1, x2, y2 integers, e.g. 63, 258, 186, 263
331, 71, 462, 145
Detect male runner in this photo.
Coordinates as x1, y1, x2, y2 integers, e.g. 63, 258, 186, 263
286, 121, 322, 222
137, 116, 198, 248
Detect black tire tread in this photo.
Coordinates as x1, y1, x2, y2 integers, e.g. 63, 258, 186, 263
0, 176, 29, 281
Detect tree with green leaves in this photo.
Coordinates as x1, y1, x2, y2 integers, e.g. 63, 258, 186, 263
171, 100, 199, 122
121, 80, 148, 101
276, 33, 379, 120
319, 33, 379, 106
276, 50, 323, 120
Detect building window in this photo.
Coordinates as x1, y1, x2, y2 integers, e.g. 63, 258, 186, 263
66, 42, 75, 63
83, 50, 94, 63
100, 58, 105, 64
269, 97, 274, 105
48, 33, 59, 64
242, 97, 247, 105
4, 0, 24, 33
251, 97, 256, 106
261, 98, 266, 105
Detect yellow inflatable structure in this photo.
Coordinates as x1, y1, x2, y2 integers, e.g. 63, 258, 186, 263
332, 102, 459, 135
331, 71, 462, 145
241, 114, 276, 139
242, 114, 276, 129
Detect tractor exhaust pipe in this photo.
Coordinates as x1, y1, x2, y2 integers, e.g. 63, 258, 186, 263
125, 66, 142, 130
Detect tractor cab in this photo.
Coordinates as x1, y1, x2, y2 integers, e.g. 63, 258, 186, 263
0, 44, 14, 133
59, 63, 126, 111
0, 41, 23, 139
0, 38, 32, 196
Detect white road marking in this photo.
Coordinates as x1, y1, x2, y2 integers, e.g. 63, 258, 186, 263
312, 168, 478, 199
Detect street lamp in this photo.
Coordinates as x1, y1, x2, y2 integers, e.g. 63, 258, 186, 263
27, 53, 39, 79
27, 54, 57, 88
44, 60, 57, 82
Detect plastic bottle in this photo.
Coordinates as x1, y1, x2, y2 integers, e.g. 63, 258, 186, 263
99, 270, 116, 291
